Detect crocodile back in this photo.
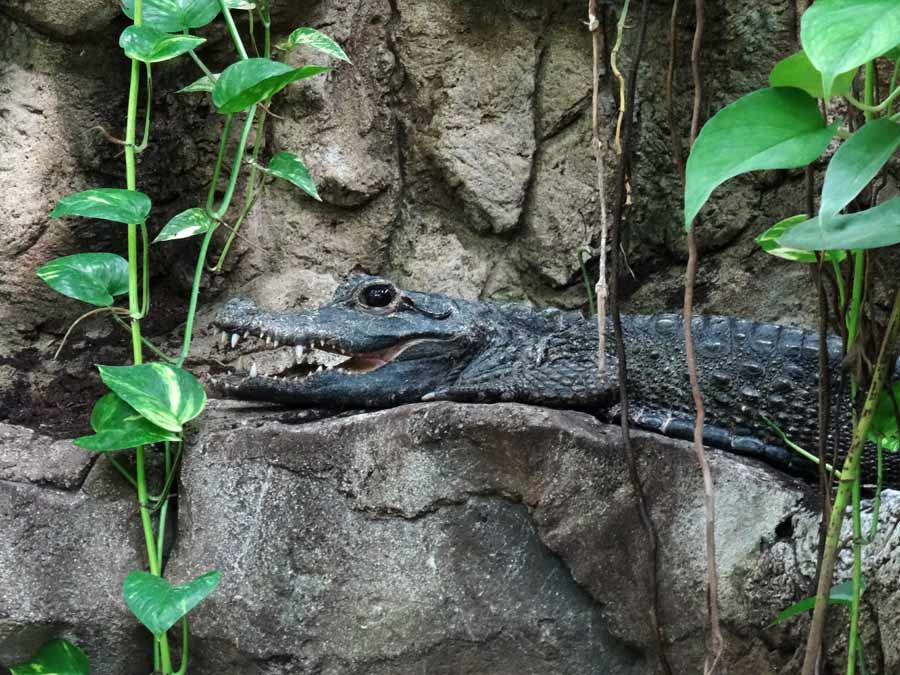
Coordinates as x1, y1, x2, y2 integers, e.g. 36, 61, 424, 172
619, 314, 899, 486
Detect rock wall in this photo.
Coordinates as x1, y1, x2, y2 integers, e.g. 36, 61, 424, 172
5, 403, 900, 674
3, 0, 896, 674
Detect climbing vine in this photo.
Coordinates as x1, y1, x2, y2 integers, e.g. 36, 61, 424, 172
685, 1, 900, 673
11, 2, 347, 673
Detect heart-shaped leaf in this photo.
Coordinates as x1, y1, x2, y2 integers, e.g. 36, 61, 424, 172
276, 27, 351, 63
801, 0, 900, 98
773, 580, 857, 625
868, 382, 900, 451
123, 570, 221, 637
820, 118, 900, 221
267, 151, 321, 201
75, 393, 181, 452
120, 25, 205, 63
153, 208, 215, 243
768, 50, 856, 99
121, 0, 220, 32
37, 253, 130, 306
178, 73, 218, 94
9, 639, 90, 675
756, 215, 846, 263
212, 58, 331, 113
685, 87, 838, 228
779, 196, 900, 251
50, 188, 151, 224
98, 363, 206, 433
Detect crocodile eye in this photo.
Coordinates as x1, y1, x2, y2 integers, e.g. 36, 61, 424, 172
361, 283, 396, 308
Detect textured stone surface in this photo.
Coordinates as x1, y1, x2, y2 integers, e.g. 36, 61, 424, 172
0, 423, 94, 489
165, 401, 900, 674
0, 0, 119, 39
4, 0, 900, 673
0, 0, 833, 418
0, 444, 148, 675
168, 402, 644, 674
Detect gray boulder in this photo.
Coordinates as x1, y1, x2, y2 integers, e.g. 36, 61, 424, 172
0, 425, 150, 675
166, 401, 900, 674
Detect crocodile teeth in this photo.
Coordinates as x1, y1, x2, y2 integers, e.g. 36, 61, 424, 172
219, 331, 228, 347
266, 336, 272, 346
295, 345, 305, 360
231, 333, 240, 348
243, 331, 250, 339
249, 363, 258, 378
316, 365, 324, 373
274, 340, 280, 348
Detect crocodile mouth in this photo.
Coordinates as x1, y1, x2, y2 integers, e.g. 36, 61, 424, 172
211, 328, 442, 382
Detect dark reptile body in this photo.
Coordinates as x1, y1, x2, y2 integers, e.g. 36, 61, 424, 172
213, 275, 900, 487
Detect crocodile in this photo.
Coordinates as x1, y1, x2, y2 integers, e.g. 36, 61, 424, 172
211, 274, 900, 487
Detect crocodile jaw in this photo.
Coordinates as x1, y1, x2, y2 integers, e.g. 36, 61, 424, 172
210, 301, 472, 408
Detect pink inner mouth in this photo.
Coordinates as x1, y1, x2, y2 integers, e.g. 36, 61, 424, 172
339, 338, 435, 373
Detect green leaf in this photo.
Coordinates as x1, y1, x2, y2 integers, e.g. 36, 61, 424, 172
276, 27, 351, 63
9, 639, 90, 675
820, 118, 900, 221
684, 87, 838, 229
36, 253, 130, 307
98, 363, 206, 433
868, 383, 900, 451
153, 208, 215, 243
756, 215, 846, 263
772, 580, 856, 625
779, 196, 900, 251
211, 58, 331, 113
50, 188, 151, 225
177, 73, 219, 94
119, 25, 205, 63
267, 152, 321, 201
123, 570, 221, 637
801, 0, 900, 98
768, 50, 856, 99
224, 0, 255, 8
121, 0, 220, 32
74, 393, 181, 452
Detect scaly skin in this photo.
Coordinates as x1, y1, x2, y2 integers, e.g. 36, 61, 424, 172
211, 274, 899, 486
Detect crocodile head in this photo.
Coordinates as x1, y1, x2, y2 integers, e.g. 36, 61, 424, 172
210, 274, 616, 409
211, 275, 491, 407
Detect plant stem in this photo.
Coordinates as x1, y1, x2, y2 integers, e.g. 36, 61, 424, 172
174, 618, 190, 675
847, 251, 864, 348
864, 61, 875, 124
213, 107, 257, 220
220, 0, 249, 60
889, 59, 900, 116
212, 107, 267, 270
124, 1, 171, 670
845, 61, 879, 675
206, 114, 234, 213
609, 0, 630, 154
135, 63, 152, 153
578, 247, 596, 316
800, 289, 900, 675
848, 465, 864, 674
139, 222, 150, 318
844, 84, 900, 114
107, 456, 139, 491
176, 228, 216, 368
184, 29, 215, 79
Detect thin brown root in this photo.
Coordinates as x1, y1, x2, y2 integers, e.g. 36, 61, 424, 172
91, 125, 128, 146
54, 306, 130, 359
